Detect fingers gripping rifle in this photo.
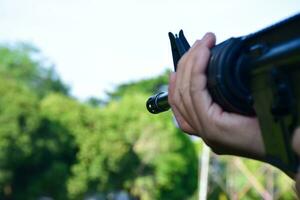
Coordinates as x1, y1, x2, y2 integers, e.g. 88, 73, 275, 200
146, 13, 300, 174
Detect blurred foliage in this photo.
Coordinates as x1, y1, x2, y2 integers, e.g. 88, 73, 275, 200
65, 93, 198, 200
207, 155, 296, 200
106, 70, 170, 100
0, 43, 69, 98
0, 42, 297, 200
0, 43, 197, 199
0, 43, 74, 199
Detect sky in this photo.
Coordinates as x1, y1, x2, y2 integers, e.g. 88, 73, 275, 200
0, 0, 299, 100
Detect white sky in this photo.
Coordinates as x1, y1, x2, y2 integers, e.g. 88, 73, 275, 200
0, 0, 299, 100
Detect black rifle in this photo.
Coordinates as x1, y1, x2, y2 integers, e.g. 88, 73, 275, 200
146, 13, 300, 174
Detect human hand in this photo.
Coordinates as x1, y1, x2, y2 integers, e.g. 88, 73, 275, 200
168, 32, 265, 160
292, 128, 300, 198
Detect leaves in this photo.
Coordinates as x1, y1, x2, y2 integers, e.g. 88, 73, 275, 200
0, 42, 296, 200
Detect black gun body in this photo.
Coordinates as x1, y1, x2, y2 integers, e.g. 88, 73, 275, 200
242, 15, 300, 172
251, 60, 300, 173
249, 38, 300, 172
146, 13, 300, 173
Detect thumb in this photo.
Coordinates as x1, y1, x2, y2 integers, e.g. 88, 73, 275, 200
202, 32, 216, 49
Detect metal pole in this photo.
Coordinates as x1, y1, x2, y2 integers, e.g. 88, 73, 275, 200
199, 143, 210, 200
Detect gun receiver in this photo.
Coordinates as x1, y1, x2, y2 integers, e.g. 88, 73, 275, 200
146, 13, 300, 173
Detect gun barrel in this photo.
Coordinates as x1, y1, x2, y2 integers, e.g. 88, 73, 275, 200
251, 37, 300, 68
146, 92, 170, 114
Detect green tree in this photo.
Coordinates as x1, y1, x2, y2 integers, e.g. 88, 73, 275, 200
0, 43, 74, 199
0, 76, 40, 198
0, 43, 69, 98
0, 77, 77, 199
66, 93, 198, 200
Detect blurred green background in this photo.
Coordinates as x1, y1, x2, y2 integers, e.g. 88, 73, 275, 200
1, 0, 300, 199
0, 42, 296, 199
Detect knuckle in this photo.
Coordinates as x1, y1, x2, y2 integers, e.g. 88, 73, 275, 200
170, 92, 181, 108
179, 84, 189, 97
173, 97, 185, 112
